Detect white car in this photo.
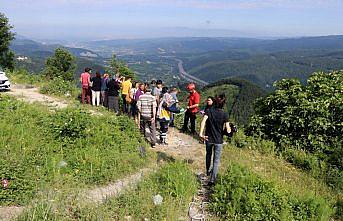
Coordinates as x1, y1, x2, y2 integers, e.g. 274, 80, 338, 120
0, 71, 11, 91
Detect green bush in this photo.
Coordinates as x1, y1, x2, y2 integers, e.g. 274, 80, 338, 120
40, 76, 78, 97
210, 163, 334, 220
248, 70, 343, 190
231, 130, 276, 154
6, 68, 43, 85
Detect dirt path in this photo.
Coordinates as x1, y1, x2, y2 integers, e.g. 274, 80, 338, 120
6, 84, 69, 109
2, 85, 211, 220
154, 128, 212, 220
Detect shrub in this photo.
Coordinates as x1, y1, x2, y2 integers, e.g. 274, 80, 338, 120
231, 130, 276, 154
247, 70, 343, 190
210, 163, 334, 220
6, 69, 43, 85
40, 76, 78, 97
44, 108, 90, 143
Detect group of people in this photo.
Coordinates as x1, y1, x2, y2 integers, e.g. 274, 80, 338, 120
80, 67, 232, 185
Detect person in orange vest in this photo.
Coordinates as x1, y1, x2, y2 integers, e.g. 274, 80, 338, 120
182, 83, 200, 134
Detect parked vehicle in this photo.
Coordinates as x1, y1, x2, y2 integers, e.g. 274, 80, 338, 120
0, 71, 11, 91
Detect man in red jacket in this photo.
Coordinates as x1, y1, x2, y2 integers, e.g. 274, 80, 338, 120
182, 83, 200, 134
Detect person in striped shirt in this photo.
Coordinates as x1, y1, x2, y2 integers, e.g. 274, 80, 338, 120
137, 88, 157, 147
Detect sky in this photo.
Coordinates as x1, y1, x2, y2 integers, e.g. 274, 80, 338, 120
1, 0, 343, 41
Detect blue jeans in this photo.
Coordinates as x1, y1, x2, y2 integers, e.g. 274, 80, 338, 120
205, 142, 223, 183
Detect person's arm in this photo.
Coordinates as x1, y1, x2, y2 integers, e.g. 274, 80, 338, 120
224, 113, 231, 133
152, 100, 157, 122
187, 93, 200, 109
137, 99, 142, 112
199, 115, 208, 141
225, 122, 231, 133
187, 103, 199, 109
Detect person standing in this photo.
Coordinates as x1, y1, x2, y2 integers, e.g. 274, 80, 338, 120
101, 73, 109, 106
107, 75, 121, 114
137, 88, 157, 148
199, 94, 231, 186
153, 80, 163, 102
121, 76, 132, 114
182, 83, 200, 134
91, 71, 102, 106
169, 87, 179, 127
80, 68, 91, 104
157, 87, 173, 145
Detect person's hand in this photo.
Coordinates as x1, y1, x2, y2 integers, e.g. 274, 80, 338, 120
199, 134, 208, 141
186, 106, 190, 109
151, 118, 155, 123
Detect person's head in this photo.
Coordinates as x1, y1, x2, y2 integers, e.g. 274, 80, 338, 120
96, 71, 101, 78
170, 87, 178, 94
187, 83, 196, 93
139, 83, 145, 91
134, 82, 139, 89
207, 96, 215, 107
151, 80, 156, 86
145, 88, 152, 94
156, 80, 163, 88
115, 73, 121, 79
161, 86, 169, 95
104, 73, 109, 78
127, 76, 132, 81
85, 67, 91, 73
215, 94, 226, 109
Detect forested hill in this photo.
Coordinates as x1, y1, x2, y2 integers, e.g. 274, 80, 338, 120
201, 78, 266, 125
10, 37, 104, 75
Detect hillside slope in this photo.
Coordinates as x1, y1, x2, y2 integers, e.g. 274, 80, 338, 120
201, 78, 266, 125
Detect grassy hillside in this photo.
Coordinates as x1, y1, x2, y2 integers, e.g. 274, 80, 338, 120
0, 96, 152, 206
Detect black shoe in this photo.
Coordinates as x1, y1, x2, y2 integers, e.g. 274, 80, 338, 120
151, 144, 156, 148
207, 181, 215, 187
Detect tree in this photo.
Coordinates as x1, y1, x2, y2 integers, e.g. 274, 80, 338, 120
44, 48, 76, 81
107, 54, 120, 75
107, 53, 136, 79
0, 12, 15, 70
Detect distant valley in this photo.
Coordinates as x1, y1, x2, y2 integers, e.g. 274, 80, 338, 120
10, 35, 343, 88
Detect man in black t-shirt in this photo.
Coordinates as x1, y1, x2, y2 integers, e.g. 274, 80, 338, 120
199, 94, 231, 185
107, 76, 121, 113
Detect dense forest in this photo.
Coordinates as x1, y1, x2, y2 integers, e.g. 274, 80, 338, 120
201, 78, 266, 125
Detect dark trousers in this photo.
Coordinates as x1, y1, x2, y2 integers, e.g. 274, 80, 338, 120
182, 110, 196, 133
81, 87, 90, 104
101, 91, 108, 107
168, 103, 178, 126
140, 116, 156, 145
108, 96, 119, 113
122, 94, 128, 113
159, 119, 169, 143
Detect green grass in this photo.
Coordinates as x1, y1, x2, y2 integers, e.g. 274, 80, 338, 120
211, 163, 334, 220
17, 161, 198, 220
218, 138, 342, 219
0, 95, 153, 206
